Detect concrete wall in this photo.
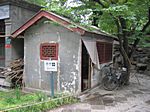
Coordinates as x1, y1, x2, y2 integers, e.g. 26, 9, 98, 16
24, 19, 81, 94
10, 5, 38, 33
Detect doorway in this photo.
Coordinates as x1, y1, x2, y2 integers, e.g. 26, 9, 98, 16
81, 41, 91, 92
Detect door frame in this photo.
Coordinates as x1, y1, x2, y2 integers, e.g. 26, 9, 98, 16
81, 41, 91, 92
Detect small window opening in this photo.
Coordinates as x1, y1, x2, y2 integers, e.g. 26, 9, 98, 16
40, 43, 58, 60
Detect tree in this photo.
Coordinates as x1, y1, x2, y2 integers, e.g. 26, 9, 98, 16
66, 0, 150, 84
27, 0, 150, 84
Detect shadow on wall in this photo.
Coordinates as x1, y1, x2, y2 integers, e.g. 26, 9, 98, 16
12, 38, 24, 60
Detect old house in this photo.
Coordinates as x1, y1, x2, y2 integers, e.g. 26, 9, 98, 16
12, 10, 114, 94
0, 0, 41, 67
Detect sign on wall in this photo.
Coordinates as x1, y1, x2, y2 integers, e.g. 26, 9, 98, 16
5, 37, 11, 48
0, 5, 10, 20
44, 60, 58, 72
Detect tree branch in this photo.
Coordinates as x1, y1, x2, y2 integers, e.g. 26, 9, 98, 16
119, 16, 129, 55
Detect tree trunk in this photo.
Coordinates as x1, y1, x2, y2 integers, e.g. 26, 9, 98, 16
119, 44, 131, 85
119, 17, 131, 84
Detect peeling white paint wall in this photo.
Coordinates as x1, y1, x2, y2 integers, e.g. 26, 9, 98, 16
24, 18, 81, 94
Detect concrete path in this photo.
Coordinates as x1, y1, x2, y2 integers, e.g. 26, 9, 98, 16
48, 73, 150, 112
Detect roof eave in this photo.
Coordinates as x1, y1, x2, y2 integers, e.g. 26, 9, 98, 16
83, 30, 116, 41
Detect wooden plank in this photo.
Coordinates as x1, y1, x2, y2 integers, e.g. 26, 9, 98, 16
0, 78, 11, 87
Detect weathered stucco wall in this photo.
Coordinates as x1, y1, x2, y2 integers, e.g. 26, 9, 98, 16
10, 5, 38, 34
24, 19, 81, 94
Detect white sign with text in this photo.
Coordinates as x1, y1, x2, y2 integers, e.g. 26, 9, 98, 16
44, 60, 58, 72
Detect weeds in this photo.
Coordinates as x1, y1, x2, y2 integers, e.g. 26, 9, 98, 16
6, 96, 78, 112
0, 89, 78, 112
35, 92, 48, 101
15, 85, 21, 100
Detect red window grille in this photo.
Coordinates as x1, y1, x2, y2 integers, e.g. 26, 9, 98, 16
96, 42, 112, 64
40, 43, 58, 60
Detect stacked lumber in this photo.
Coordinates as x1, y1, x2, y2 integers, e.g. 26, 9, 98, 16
0, 58, 24, 87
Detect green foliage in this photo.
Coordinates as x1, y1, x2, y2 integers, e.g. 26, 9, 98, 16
35, 92, 48, 101
0, 90, 42, 110
89, 0, 150, 47
15, 86, 21, 100
26, 0, 46, 6
98, 12, 117, 34
26, 0, 150, 47
0, 90, 78, 112
140, 35, 150, 47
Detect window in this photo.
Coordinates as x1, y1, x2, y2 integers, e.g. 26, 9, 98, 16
40, 43, 58, 60
96, 41, 112, 63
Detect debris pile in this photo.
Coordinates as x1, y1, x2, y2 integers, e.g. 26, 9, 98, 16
0, 59, 24, 87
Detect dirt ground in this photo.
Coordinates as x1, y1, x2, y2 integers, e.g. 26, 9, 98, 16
48, 73, 150, 112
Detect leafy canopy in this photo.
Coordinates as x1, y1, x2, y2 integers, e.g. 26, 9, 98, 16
27, 0, 150, 46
